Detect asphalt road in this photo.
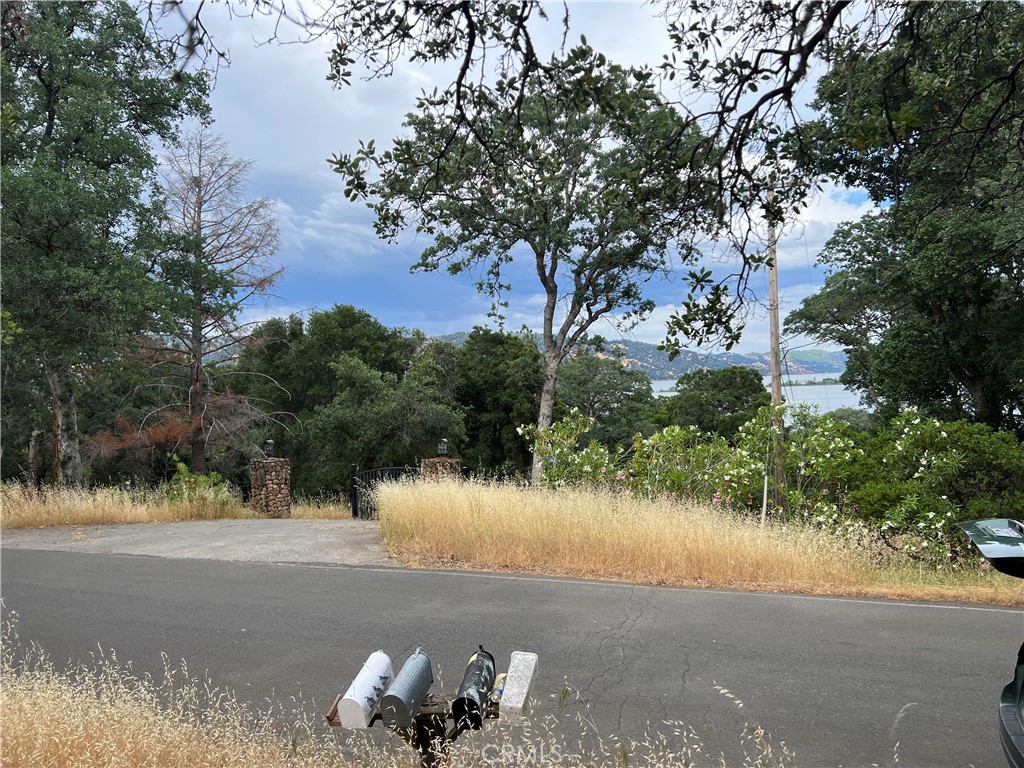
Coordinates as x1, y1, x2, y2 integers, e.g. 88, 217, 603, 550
2, 521, 1023, 767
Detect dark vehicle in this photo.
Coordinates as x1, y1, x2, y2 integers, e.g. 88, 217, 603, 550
958, 518, 1024, 768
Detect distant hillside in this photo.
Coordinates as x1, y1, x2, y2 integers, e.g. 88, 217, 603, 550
433, 333, 845, 379
598, 340, 846, 379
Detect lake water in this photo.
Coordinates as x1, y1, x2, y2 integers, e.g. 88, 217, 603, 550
651, 373, 862, 413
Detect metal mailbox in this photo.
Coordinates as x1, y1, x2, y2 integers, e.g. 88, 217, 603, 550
327, 644, 540, 768
380, 648, 433, 729
451, 646, 496, 730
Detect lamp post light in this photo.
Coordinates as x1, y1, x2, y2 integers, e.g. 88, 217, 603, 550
264, 438, 275, 457
437, 438, 449, 457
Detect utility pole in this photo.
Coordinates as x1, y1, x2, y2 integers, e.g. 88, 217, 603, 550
766, 189, 787, 513
767, 190, 783, 408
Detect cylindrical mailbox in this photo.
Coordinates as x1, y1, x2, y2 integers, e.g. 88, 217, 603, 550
336, 650, 394, 728
451, 646, 496, 730
380, 648, 433, 729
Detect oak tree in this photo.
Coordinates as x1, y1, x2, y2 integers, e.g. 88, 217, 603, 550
338, 65, 714, 481
787, 1, 1024, 432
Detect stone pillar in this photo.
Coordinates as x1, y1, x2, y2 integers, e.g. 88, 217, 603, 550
249, 458, 291, 518
419, 457, 461, 480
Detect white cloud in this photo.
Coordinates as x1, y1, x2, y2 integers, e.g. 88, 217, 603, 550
198, 6, 456, 199
272, 195, 393, 265
778, 185, 878, 265
237, 302, 314, 328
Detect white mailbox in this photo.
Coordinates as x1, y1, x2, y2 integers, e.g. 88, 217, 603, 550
336, 650, 394, 728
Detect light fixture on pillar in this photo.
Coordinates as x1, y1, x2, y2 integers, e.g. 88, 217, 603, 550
437, 438, 449, 457
264, 438, 275, 457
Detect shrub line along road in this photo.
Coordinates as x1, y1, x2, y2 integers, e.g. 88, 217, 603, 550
2, 519, 1022, 767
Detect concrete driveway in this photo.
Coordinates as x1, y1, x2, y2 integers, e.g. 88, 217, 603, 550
0, 518, 393, 567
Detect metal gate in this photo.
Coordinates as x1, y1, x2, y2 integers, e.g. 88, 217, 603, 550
351, 464, 419, 519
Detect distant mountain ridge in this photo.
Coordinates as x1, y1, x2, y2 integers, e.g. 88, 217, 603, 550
434, 333, 845, 379
600, 340, 846, 379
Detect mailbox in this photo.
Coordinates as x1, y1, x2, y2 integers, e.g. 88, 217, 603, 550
380, 648, 433, 729
499, 651, 538, 719
451, 646, 496, 730
336, 650, 393, 728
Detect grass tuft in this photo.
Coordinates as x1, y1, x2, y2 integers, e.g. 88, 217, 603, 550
291, 495, 357, 521
375, 478, 1024, 606
0, 618, 385, 767
0, 482, 251, 529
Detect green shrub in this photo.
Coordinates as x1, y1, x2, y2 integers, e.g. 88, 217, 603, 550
627, 425, 734, 501
845, 411, 1024, 564
518, 411, 619, 488
164, 454, 238, 513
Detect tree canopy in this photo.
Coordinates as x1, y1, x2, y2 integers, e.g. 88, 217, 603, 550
556, 353, 655, 448
787, 1, 1024, 433
1, 0, 207, 482
455, 328, 543, 474
656, 366, 771, 441
151, 0, 1024, 352
333, 63, 716, 481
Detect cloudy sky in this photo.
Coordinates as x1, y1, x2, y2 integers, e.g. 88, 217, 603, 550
175, 2, 876, 355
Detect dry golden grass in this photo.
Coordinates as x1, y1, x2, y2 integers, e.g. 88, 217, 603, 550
1, 617, 793, 768
0, 482, 253, 529
0, 637, 396, 767
5, 479, 1020, 606
0, 483, 357, 529
291, 496, 355, 520
375, 479, 1024, 607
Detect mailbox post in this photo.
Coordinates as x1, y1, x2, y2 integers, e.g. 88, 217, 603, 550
327, 645, 538, 768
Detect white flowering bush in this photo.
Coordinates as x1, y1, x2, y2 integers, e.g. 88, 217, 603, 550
672, 404, 864, 519
518, 411, 623, 488
847, 409, 1024, 565
626, 425, 734, 501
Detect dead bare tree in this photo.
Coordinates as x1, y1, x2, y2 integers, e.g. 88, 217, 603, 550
156, 127, 282, 473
